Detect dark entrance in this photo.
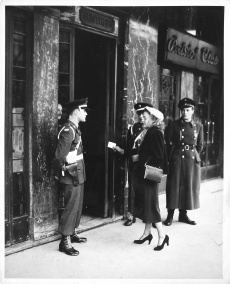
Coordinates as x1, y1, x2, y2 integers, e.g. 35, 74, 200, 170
74, 29, 117, 220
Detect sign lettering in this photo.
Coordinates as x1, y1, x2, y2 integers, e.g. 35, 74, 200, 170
164, 28, 221, 74
167, 35, 199, 60
80, 7, 115, 33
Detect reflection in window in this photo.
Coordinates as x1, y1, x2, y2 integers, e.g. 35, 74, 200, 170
12, 19, 27, 217
59, 30, 71, 105
159, 68, 176, 126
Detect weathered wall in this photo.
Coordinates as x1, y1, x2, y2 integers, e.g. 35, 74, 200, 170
31, 11, 59, 240
126, 10, 159, 127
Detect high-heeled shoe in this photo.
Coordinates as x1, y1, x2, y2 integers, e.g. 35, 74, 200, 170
154, 235, 169, 251
134, 234, 153, 245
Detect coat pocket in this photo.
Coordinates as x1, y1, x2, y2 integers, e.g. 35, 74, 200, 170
194, 149, 201, 163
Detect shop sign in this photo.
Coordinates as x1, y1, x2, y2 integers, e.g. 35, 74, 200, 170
164, 28, 221, 74
197, 40, 220, 73
79, 7, 115, 33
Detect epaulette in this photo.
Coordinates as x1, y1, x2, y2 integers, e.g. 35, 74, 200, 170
58, 123, 75, 140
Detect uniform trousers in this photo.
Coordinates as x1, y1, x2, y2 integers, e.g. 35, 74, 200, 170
58, 183, 84, 236
128, 168, 138, 216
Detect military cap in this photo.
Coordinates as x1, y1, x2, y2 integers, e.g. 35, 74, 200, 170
134, 102, 153, 112
64, 98, 90, 114
145, 106, 164, 122
178, 98, 196, 109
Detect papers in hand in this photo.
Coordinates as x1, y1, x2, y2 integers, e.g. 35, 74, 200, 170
108, 141, 116, 149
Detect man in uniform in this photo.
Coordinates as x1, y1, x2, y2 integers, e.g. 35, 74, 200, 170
114, 102, 153, 226
164, 98, 203, 226
54, 98, 89, 256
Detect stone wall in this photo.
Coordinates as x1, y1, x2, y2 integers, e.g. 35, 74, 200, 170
31, 10, 59, 240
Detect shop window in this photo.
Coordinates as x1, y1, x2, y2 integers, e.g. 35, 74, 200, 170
194, 76, 208, 167
12, 19, 28, 218
159, 68, 176, 126
58, 29, 74, 106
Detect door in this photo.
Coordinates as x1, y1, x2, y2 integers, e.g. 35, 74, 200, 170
194, 76, 222, 179
75, 29, 116, 219
58, 26, 117, 220
5, 8, 32, 246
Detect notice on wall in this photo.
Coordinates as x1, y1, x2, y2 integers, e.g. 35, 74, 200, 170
12, 108, 24, 127
12, 127, 24, 159
13, 160, 24, 173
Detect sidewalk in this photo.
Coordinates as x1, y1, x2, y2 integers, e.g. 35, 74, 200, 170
3, 178, 227, 282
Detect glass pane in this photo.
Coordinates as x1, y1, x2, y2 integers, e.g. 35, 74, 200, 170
207, 80, 221, 166
181, 71, 194, 100
13, 66, 26, 80
59, 43, 70, 73
194, 77, 208, 124
14, 20, 26, 34
59, 73, 69, 85
159, 68, 176, 125
60, 31, 70, 43
58, 86, 70, 105
13, 172, 27, 217
13, 81, 25, 108
13, 34, 26, 67
12, 112, 24, 127
12, 127, 24, 159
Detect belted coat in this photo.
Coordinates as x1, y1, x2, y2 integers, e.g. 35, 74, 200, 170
165, 118, 203, 210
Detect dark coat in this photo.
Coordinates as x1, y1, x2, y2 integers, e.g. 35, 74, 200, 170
54, 120, 86, 185
137, 126, 168, 178
134, 126, 168, 223
165, 118, 203, 210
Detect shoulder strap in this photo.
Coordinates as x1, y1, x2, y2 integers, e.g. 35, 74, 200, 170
57, 124, 76, 141
130, 125, 134, 136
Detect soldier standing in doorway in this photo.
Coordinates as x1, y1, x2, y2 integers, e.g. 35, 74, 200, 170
54, 98, 89, 256
164, 98, 204, 226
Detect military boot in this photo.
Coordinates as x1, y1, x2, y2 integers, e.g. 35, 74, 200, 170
163, 209, 174, 226
178, 210, 196, 225
59, 235, 79, 256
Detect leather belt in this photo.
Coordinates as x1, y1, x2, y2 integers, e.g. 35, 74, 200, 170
183, 145, 195, 150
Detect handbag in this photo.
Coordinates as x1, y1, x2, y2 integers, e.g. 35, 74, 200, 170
144, 157, 163, 183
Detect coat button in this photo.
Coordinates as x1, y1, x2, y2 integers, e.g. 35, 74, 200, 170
182, 143, 184, 145
182, 149, 184, 152
192, 157, 194, 159
182, 129, 184, 131
182, 155, 184, 158
182, 136, 184, 138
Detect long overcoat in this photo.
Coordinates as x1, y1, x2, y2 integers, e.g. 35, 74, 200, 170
165, 118, 203, 210
134, 126, 168, 223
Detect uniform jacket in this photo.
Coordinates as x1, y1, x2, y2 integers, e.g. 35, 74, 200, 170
165, 117, 204, 210
137, 126, 168, 179
54, 120, 86, 185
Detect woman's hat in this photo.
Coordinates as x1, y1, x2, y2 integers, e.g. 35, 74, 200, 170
145, 106, 164, 121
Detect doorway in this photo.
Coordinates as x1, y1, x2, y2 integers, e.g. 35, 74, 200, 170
74, 29, 117, 220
